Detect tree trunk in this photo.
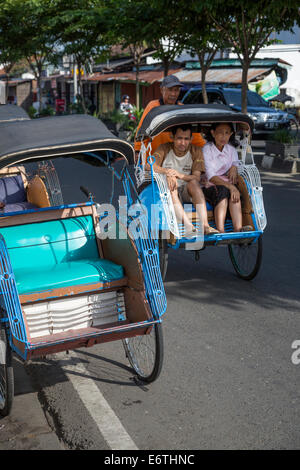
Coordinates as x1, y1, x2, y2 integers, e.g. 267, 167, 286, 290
201, 66, 208, 104
198, 52, 208, 104
241, 61, 250, 113
37, 70, 42, 113
4, 63, 14, 103
163, 56, 170, 77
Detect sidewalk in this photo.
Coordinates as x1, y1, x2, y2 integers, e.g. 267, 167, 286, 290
252, 140, 300, 174
0, 356, 63, 450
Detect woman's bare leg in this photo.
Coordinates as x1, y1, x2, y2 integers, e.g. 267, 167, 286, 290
229, 200, 243, 231
187, 180, 210, 232
214, 198, 228, 232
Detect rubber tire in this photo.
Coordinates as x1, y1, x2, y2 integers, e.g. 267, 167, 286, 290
158, 238, 168, 281
123, 323, 164, 383
0, 326, 14, 417
228, 236, 262, 280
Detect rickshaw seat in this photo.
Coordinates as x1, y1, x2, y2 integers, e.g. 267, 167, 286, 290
13, 258, 126, 295
0, 172, 51, 213
0, 214, 126, 297
0, 173, 37, 213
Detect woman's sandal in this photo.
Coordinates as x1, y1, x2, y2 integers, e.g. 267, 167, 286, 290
240, 225, 253, 232
204, 226, 220, 235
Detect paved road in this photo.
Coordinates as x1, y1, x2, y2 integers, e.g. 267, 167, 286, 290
19, 167, 300, 450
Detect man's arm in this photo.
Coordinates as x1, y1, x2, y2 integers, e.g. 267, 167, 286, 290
134, 101, 158, 152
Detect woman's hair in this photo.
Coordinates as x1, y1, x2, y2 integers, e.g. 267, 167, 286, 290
170, 124, 193, 136
205, 122, 237, 147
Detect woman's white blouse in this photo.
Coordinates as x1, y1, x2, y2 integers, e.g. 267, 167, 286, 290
202, 142, 239, 187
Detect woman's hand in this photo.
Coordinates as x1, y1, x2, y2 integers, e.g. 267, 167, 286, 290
229, 185, 240, 203
227, 166, 238, 184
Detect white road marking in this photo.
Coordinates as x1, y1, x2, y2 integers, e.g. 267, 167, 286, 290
59, 350, 138, 450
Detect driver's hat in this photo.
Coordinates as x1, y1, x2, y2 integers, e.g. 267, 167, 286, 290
161, 75, 183, 88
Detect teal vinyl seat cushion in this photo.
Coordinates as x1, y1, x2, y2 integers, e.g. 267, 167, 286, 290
13, 258, 125, 295
0, 215, 126, 295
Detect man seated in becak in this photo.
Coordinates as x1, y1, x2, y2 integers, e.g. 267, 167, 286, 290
150, 124, 219, 237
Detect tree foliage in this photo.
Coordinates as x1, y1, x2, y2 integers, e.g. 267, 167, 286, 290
0, 0, 299, 114
202, 0, 300, 111
0, 0, 60, 109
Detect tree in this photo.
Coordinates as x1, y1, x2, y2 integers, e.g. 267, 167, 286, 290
151, 38, 183, 77
203, 0, 300, 112
0, 0, 27, 100
177, 1, 228, 104
51, 0, 109, 113
139, 0, 185, 77
0, 0, 61, 111
104, 0, 154, 109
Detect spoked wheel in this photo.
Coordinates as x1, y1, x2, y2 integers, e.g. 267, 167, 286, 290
0, 326, 14, 417
228, 236, 262, 280
122, 322, 163, 383
158, 237, 168, 280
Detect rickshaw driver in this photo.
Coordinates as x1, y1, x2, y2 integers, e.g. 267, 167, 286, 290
150, 124, 219, 237
134, 75, 206, 155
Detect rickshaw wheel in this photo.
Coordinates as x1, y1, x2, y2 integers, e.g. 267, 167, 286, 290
228, 236, 262, 280
122, 322, 163, 383
158, 237, 168, 281
0, 326, 14, 417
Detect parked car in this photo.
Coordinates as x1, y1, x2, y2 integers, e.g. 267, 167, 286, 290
182, 85, 292, 134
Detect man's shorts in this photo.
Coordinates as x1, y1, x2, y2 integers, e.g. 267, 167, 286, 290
178, 183, 193, 204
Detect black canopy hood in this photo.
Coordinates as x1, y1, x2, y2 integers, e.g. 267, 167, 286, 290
135, 104, 254, 140
0, 114, 134, 169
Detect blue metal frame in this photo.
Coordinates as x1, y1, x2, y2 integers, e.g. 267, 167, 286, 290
139, 168, 263, 250
0, 235, 28, 358
0, 201, 95, 218
121, 165, 167, 320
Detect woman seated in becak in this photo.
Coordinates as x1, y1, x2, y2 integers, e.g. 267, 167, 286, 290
202, 122, 253, 233
150, 124, 219, 238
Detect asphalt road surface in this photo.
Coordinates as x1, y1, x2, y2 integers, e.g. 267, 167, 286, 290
23, 158, 300, 450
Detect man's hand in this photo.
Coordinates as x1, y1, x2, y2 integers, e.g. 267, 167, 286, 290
227, 166, 238, 184
165, 168, 180, 178
166, 175, 178, 192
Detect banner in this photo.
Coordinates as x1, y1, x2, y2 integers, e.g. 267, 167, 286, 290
248, 70, 280, 101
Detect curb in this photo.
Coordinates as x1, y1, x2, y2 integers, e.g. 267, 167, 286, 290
252, 143, 300, 174
0, 356, 63, 450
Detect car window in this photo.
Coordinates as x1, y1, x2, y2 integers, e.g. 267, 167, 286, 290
182, 90, 203, 104
223, 90, 241, 106
223, 89, 269, 107
247, 91, 269, 107
207, 92, 225, 104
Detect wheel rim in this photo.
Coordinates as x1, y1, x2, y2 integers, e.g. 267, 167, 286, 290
229, 237, 262, 280
123, 324, 163, 382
